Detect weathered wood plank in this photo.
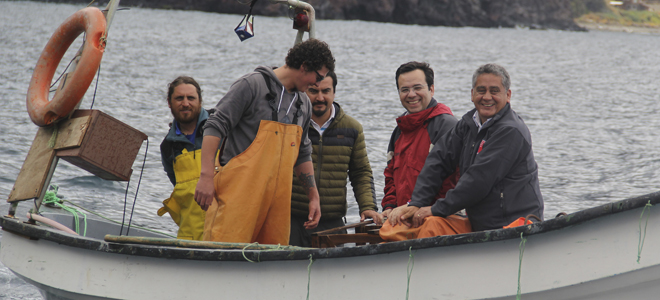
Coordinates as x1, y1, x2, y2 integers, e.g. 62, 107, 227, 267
8, 128, 56, 203
54, 116, 90, 149
8, 116, 91, 203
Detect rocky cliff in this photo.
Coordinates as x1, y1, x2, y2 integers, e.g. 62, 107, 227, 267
43, 0, 585, 31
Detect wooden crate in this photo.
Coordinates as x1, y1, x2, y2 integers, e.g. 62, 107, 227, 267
8, 110, 147, 203
56, 110, 147, 181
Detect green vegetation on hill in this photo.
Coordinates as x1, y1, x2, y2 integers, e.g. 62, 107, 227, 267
572, 0, 660, 28
582, 9, 660, 27
571, 0, 609, 17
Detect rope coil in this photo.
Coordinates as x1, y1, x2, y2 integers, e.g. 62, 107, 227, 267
42, 184, 88, 236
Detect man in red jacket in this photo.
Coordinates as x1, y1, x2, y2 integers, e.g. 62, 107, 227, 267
381, 62, 459, 220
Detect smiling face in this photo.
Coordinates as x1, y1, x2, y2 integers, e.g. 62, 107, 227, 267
168, 83, 201, 126
397, 69, 434, 114
471, 73, 511, 123
306, 76, 335, 120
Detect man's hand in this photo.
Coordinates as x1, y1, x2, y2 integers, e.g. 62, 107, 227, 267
295, 161, 321, 229
360, 209, 383, 225
392, 205, 419, 227
407, 206, 432, 228
194, 174, 214, 211
304, 197, 321, 229
387, 205, 413, 226
381, 208, 392, 219
194, 136, 222, 211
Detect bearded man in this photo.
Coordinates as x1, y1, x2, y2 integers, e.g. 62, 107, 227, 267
289, 71, 380, 247
158, 76, 209, 240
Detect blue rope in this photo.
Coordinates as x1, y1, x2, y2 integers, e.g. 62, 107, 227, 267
126, 138, 149, 235
120, 138, 149, 236
119, 177, 131, 236
89, 61, 101, 109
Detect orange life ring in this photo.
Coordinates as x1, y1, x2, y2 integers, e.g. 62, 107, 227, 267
26, 7, 107, 127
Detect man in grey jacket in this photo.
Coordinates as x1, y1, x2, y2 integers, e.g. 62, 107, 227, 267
392, 63, 544, 233
195, 39, 335, 245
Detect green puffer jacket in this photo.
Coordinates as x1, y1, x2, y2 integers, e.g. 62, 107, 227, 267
291, 102, 377, 221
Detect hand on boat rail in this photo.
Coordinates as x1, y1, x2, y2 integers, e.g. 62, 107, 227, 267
360, 209, 383, 225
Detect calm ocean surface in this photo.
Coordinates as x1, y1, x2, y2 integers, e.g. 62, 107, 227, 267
2, 1, 660, 298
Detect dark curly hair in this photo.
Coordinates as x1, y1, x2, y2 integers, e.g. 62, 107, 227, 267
167, 76, 202, 104
395, 61, 434, 89
285, 39, 335, 73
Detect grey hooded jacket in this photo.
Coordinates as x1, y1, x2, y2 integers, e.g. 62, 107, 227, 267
203, 66, 313, 166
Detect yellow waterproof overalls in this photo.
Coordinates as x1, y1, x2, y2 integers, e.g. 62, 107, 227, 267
158, 148, 206, 240
204, 120, 302, 245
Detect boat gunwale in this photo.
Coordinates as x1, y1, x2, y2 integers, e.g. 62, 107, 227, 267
2, 190, 659, 262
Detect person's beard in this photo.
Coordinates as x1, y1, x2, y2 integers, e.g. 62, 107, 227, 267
312, 101, 328, 117
171, 106, 200, 125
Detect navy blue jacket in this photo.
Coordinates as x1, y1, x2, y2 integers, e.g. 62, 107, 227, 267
409, 103, 544, 231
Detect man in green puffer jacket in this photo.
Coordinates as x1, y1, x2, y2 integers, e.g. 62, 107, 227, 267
289, 71, 381, 247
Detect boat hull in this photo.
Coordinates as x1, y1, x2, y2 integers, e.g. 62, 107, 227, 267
2, 193, 659, 299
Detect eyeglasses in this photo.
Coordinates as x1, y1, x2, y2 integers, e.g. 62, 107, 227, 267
399, 84, 427, 95
314, 70, 326, 83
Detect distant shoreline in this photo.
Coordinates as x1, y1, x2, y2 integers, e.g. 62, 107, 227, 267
576, 21, 660, 34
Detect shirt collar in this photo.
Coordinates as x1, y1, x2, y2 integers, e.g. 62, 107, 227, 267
472, 111, 492, 132
175, 121, 197, 143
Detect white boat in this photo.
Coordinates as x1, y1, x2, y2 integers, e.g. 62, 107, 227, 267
3, 0, 660, 299
1, 192, 659, 300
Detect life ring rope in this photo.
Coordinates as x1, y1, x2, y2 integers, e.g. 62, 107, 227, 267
48, 45, 79, 91
26, 7, 107, 127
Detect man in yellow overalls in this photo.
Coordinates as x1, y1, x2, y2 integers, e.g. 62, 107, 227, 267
195, 39, 335, 245
158, 76, 209, 240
